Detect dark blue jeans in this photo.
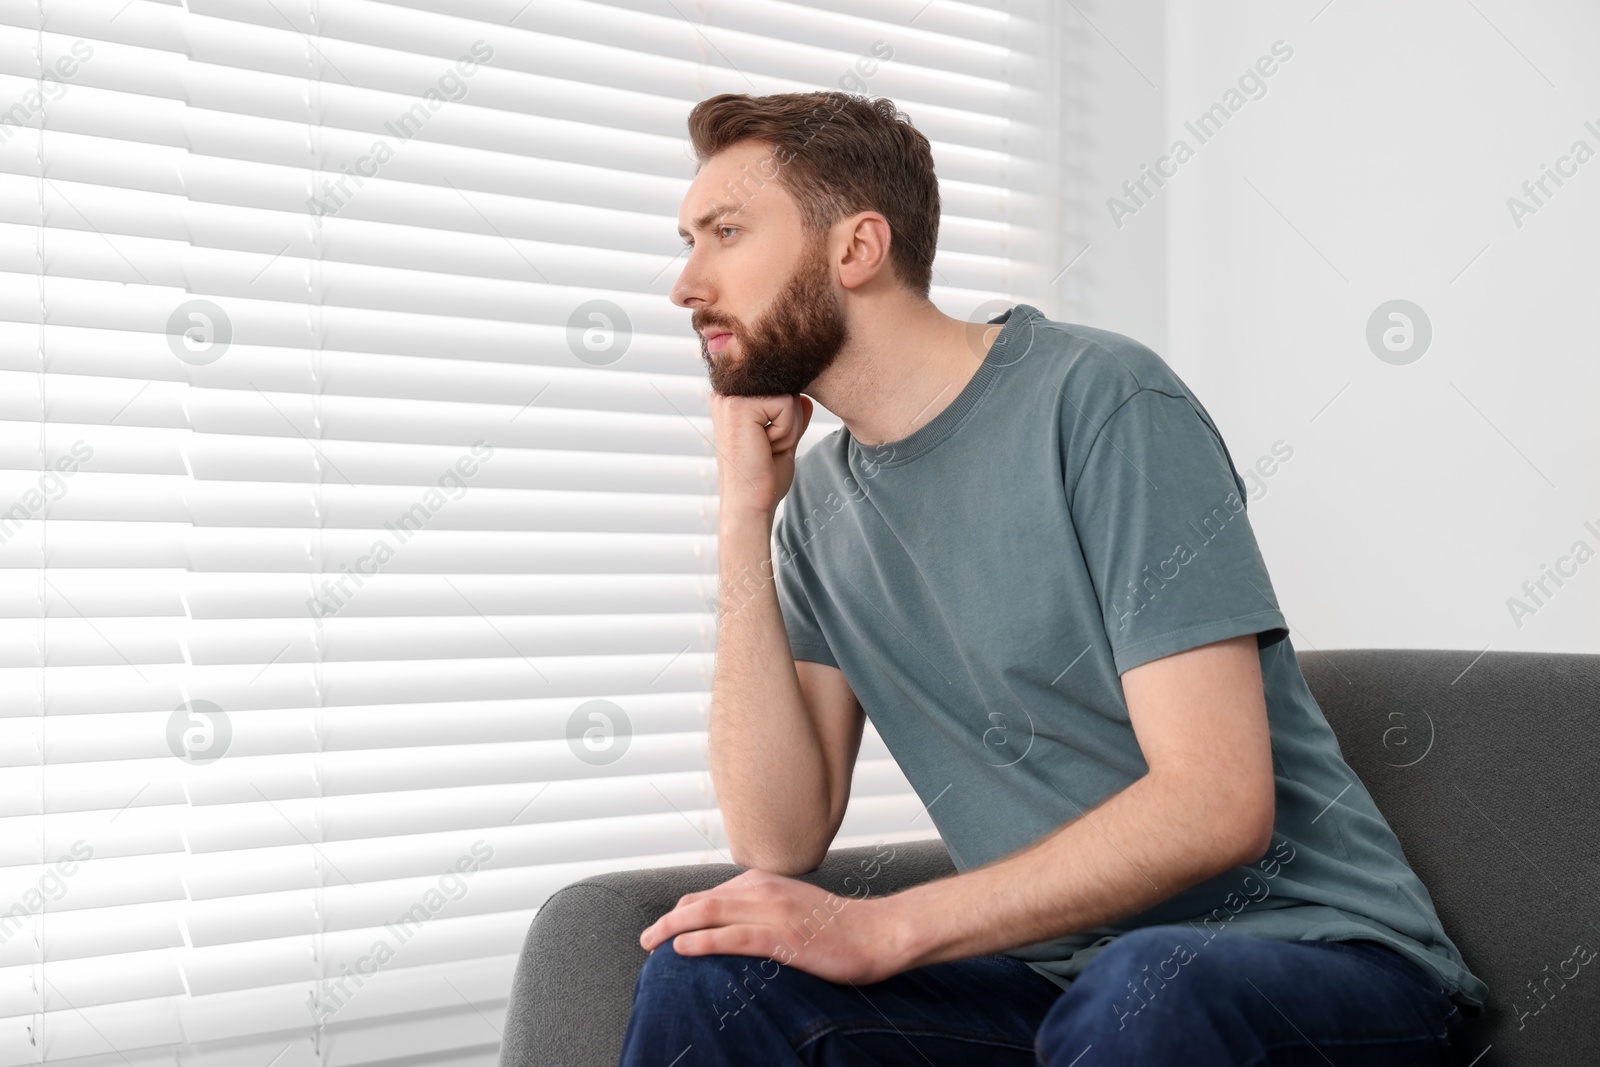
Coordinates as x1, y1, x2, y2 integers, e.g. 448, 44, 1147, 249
617, 924, 1475, 1065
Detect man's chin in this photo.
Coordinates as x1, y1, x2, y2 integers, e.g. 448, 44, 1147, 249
703, 344, 768, 396
708, 380, 795, 398
701, 340, 827, 396
707, 373, 809, 398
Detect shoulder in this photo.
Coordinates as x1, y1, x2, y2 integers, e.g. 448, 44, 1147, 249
1016, 314, 1237, 493
1017, 314, 1202, 439
1021, 315, 1191, 412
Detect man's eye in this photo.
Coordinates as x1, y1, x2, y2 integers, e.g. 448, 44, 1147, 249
681, 226, 737, 248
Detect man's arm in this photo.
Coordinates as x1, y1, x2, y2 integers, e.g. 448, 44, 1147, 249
641, 633, 1276, 984
878, 633, 1275, 969
706, 392, 864, 875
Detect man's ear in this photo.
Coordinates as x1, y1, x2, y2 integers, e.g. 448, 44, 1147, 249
837, 212, 893, 290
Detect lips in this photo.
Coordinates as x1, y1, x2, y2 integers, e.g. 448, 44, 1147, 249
702, 328, 733, 355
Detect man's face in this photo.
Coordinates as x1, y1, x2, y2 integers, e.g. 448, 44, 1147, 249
671, 142, 849, 396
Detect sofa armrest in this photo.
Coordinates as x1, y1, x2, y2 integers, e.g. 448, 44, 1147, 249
498, 837, 955, 1067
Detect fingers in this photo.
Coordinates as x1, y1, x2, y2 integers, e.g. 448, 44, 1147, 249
671, 868, 776, 910
641, 895, 713, 949
646, 894, 751, 944
641, 874, 791, 949
766, 394, 812, 455
671, 923, 790, 958
704, 393, 810, 514
709, 393, 802, 448
781, 393, 814, 447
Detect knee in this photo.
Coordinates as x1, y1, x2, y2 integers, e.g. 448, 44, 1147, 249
1035, 925, 1215, 1060
639, 937, 696, 979
1077, 924, 1213, 1004
639, 937, 727, 991
629, 939, 791, 1048
636, 938, 781, 1010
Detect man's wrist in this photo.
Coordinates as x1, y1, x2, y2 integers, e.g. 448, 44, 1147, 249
718, 502, 774, 537
868, 890, 930, 976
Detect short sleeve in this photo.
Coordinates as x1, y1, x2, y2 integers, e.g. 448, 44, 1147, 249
1068, 389, 1289, 675
770, 500, 840, 669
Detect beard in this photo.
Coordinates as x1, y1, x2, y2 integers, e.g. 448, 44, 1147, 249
694, 233, 848, 397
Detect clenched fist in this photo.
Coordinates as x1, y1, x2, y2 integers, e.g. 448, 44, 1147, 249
709, 392, 815, 521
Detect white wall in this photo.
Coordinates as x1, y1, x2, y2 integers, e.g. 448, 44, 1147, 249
1047, 0, 1169, 352
1061, 0, 1598, 655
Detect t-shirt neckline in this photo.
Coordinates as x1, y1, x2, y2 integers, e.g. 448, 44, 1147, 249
845, 302, 1040, 470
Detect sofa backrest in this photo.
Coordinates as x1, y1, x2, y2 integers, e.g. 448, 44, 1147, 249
1301, 649, 1599, 1067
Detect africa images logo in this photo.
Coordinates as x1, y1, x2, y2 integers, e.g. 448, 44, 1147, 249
166, 699, 231, 765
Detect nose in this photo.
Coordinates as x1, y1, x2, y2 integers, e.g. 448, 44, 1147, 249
669, 246, 710, 310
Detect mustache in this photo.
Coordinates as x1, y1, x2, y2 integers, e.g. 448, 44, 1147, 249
694, 314, 736, 335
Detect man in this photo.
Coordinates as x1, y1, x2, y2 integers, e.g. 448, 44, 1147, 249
619, 90, 1485, 1065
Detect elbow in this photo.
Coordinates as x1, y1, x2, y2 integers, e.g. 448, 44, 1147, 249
726, 809, 839, 875
1228, 793, 1277, 868
728, 841, 826, 876
765, 855, 825, 877
1167, 770, 1276, 874
730, 850, 823, 877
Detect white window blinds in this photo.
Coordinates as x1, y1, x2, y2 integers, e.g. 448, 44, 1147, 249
0, 0, 1055, 1062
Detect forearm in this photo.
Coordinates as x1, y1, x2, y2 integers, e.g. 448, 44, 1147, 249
881, 771, 1262, 969
709, 511, 833, 873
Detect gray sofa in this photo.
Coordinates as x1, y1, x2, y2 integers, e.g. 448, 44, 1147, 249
499, 649, 1599, 1066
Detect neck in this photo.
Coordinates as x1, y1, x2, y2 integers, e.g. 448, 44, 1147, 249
806, 297, 1006, 448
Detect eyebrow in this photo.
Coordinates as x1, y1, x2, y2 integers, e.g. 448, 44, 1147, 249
677, 201, 752, 240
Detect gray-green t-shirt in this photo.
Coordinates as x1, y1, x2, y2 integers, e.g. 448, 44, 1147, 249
771, 303, 1487, 1012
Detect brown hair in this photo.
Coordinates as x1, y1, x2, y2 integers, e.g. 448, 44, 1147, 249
685, 91, 940, 299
